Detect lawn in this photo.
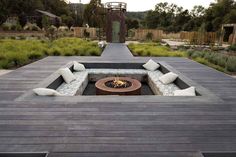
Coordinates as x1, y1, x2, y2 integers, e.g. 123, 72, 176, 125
0, 38, 102, 69
128, 43, 236, 74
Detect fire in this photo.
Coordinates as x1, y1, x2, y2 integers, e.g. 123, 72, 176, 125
113, 78, 127, 88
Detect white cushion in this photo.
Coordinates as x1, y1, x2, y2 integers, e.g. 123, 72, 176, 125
33, 88, 61, 96
159, 72, 178, 85
58, 68, 76, 84
98, 41, 106, 48
143, 59, 160, 71
174, 87, 196, 96
73, 61, 86, 71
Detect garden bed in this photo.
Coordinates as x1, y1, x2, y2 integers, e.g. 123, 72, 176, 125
128, 43, 236, 74
0, 37, 102, 69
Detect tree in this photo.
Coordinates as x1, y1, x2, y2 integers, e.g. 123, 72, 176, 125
0, 0, 9, 25
19, 12, 27, 27
191, 5, 205, 17
61, 15, 74, 28
126, 18, 139, 30
145, 10, 158, 29
203, 0, 236, 31
44, 0, 70, 16
145, 2, 191, 32
143, 0, 236, 32
83, 0, 105, 27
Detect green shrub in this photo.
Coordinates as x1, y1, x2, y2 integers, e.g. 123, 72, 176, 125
73, 48, 81, 55
226, 57, 236, 72
43, 49, 49, 55
186, 49, 194, 57
214, 55, 227, 68
0, 54, 5, 60
28, 51, 43, 60
87, 47, 100, 56
11, 25, 17, 31
194, 57, 225, 72
190, 51, 204, 59
194, 57, 208, 65
64, 52, 73, 56
229, 44, 236, 52
0, 38, 101, 69
128, 43, 187, 57
18, 35, 26, 40
10, 24, 22, 31
1, 23, 11, 31
50, 47, 61, 56
188, 51, 229, 69
0, 60, 10, 69
6, 53, 28, 67
129, 43, 235, 74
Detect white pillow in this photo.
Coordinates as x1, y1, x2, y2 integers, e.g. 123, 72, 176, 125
174, 87, 196, 96
159, 72, 178, 85
73, 61, 86, 71
58, 68, 76, 84
98, 41, 106, 48
33, 88, 61, 96
143, 59, 160, 71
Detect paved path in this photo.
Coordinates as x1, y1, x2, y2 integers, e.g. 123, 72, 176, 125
101, 43, 133, 59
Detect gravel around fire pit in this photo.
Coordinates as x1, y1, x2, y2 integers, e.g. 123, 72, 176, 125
56, 69, 180, 96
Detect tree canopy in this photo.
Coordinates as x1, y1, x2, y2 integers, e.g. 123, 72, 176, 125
0, 0, 74, 26
83, 0, 105, 27
0, 0, 235, 32
144, 0, 236, 32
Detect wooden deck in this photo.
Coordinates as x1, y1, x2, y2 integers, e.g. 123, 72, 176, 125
0, 44, 236, 157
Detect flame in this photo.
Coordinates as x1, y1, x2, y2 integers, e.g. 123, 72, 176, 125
113, 78, 127, 88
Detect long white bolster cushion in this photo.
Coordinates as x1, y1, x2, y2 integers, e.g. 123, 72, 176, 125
33, 88, 62, 96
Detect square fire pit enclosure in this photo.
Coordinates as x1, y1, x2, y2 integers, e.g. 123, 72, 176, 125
18, 62, 222, 103
56, 67, 180, 96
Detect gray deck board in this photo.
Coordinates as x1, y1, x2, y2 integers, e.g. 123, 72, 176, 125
0, 43, 236, 156
101, 43, 133, 59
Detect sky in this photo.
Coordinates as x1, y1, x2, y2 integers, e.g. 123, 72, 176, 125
69, 0, 216, 11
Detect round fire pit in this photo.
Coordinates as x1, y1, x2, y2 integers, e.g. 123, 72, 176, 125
95, 77, 141, 95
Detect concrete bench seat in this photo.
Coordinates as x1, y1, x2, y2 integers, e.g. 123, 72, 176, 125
148, 71, 179, 96
56, 71, 88, 96
56, 69, 180, 96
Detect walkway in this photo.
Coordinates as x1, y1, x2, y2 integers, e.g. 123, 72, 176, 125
101, 43, 133, 59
